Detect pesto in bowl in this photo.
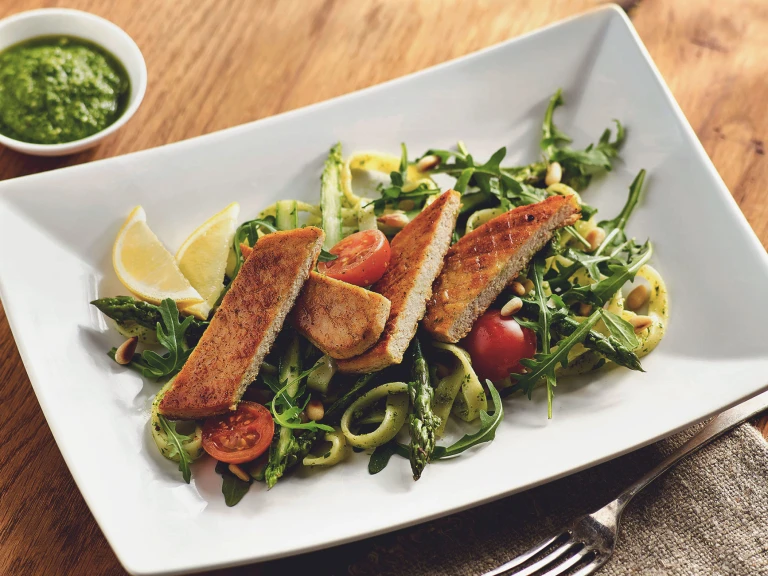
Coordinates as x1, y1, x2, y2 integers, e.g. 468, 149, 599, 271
0, 35, 130, 145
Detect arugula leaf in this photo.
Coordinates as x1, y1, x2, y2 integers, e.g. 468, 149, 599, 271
515, 298, 644, 372
368, 442, 407, 475
541, 89, 572, 156
143, 299, 194, 375
369, 142, 440, 212
433, 380, 504, 459
563, 248, 610, 281
565, 241, 652, 306
539, 89, 625, 189
109, 299, 194, 380
596, 169, 646, 252
431, 145, 545, 206
157, 414, 194, 483
215, 461, 251, 506
268, 366, 334, 433
600, 309, 640, 350
454, 167, 475, 193
324, 373, 377, 425
511, 309, 602, 410
529, 256, 559, 418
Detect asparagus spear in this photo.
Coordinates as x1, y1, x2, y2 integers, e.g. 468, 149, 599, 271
407, 337, 441, 480
264, 429, 316, 489
264, 331, 305, 488
91, 296, 208, 345
320, 143, 344, 249
518, 300, 643, 371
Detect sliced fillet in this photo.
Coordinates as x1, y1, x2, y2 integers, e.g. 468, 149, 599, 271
423, 194, 581, 343
159, 227, 324, 419
242, 243, 391, 360
291, 272, 391, 359
337, 190, 461, 373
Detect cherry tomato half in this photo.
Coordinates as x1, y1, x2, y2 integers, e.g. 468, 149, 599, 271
317, 229, 391, 286
202, 401, 274, 464
462, 310, 537, 382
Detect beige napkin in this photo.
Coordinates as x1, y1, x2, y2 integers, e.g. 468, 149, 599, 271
255, 423, 768, 575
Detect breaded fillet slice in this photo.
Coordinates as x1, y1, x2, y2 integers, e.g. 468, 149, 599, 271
337, 190, 461, 373
291, 272, 391, 360
159, 227, 324, 419
239, 244, 390, 358
423, 194, 581, 343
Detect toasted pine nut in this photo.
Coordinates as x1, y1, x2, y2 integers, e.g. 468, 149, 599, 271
228, 464, 250, 483
545, 162, 562, 186
629, 315, 653, 333
500, 297, 523, 317
578, 303, 593, 316
377, 212, 409, 229
523, 279, 535, 293
626, 284, 649, 311
586, 228, 606, 252
417, 154, 441, 172
115, 336, 138, 365
510, 281, 526, 297
306, 399, 325, 422
399, 199, 416, 211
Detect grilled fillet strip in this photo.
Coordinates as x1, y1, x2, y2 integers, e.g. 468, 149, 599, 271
423, 194, 581, 343
239, 245, 392, 360
337, 190, 461, 373
291, 272, 391, 359
159, 227, 324, 419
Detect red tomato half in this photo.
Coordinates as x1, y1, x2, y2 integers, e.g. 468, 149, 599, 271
317, 229, 391, 286
202, 401, 274, 464
463, 310, 537, 382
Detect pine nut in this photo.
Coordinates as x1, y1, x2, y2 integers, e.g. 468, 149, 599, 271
586, 228, 606, 252
629, 315, 653, 333
510, 281, 526, 297
114, 336, 138, 365
578, 303, 593, 316
417, 154, 441, 172
523, 279, 535, 293
500, 297, 523, 317
399, 199, 415, 211
228, 464, 250, 483
545, 161, 562, 186
626, 284, 649, 311
306, 399, 325, 422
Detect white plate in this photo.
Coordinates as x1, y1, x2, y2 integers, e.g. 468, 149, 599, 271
1, 5, 767, 575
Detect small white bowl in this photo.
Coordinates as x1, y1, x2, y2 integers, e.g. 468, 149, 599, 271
0, 9, 147, 156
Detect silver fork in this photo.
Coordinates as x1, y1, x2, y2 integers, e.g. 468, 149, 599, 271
484, 390, 768, 576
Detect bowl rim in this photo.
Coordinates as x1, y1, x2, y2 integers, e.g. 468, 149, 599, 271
0, 8, 147, 154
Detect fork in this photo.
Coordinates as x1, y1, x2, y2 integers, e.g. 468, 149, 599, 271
483, 390, 768, 576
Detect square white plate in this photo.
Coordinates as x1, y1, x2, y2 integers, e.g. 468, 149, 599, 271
1, 5, 767, 575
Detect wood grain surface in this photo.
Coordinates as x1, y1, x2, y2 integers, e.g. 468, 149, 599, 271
0, 1, 766, 574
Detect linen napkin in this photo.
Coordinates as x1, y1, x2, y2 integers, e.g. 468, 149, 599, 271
252, 423, 768, 576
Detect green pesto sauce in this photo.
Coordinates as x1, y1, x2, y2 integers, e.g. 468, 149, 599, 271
0, 36, 130, 144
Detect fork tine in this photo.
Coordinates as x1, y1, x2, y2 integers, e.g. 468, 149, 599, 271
566, 552, 609, 576
484, 532, 570, 576
486, 539, 579, 576
541, 547, 593, 576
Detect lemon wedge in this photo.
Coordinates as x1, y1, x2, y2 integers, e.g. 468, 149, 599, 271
175, 202, 240, 320
113, 206, 204, 308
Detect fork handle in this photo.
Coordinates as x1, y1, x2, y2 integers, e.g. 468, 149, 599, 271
613, 390, 768, 511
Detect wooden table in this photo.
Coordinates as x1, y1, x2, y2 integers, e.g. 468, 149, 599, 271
0, 1, 766, 574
